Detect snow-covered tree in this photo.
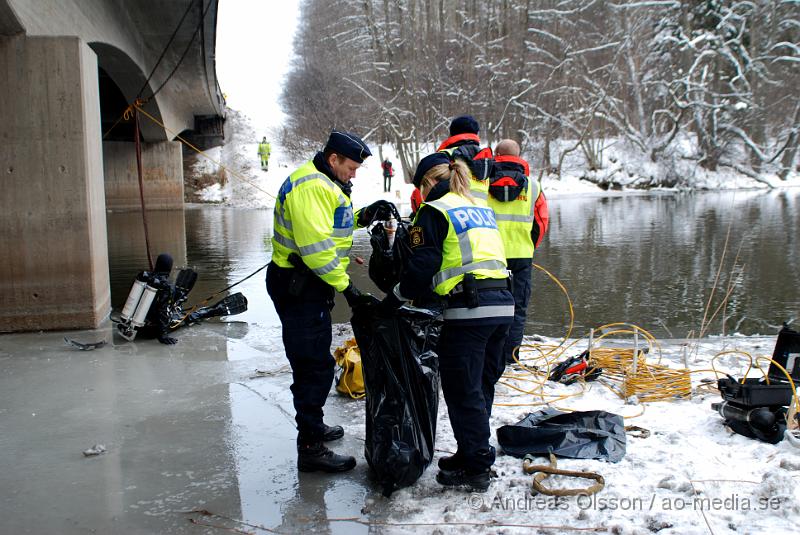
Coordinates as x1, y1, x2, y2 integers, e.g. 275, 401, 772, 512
281, 0, 799, 184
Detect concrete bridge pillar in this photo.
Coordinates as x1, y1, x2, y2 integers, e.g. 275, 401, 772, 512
103, 140, 184, 211
0, 35, 110, 331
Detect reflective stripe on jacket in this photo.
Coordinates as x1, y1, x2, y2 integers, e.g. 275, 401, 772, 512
423, 192, 508, 296
270, 160, 354, 291
488, 156, 541, 259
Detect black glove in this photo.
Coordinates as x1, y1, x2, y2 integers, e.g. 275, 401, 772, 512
342, 282, 380, 310
357, 200, 395, 226
375, 291, 404, 316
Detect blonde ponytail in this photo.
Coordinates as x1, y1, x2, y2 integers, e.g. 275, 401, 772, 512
421, 159, 475, 202
448, 159, 474, 201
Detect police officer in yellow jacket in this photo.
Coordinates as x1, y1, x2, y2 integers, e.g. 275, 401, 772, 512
378, 152, 514, 491
489, 139, 548, 365
267, 130, 392, 473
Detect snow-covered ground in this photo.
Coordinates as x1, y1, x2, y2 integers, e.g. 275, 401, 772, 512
324, 327, 800, 535
187, 110, 418, 214
537, 135, 800, 195
185, 110, 799, 534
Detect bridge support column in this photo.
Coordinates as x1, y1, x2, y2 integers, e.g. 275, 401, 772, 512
0, 35, 110, 331
103, 141, 185, 211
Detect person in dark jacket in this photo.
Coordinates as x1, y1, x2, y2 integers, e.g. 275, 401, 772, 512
378, 152, 514, 492
489, 139, 549, 364
437, 115, 493, 201
381, 158, 394, 192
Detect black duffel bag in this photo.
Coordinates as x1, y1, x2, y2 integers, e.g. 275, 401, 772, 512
497, 408, 627, 462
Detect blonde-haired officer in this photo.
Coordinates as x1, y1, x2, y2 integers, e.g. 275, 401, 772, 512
378, 152, 514, 492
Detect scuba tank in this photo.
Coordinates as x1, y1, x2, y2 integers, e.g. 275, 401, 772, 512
120, 278, 147, 321
117, 276, 159, 341
712, 401, 787, 444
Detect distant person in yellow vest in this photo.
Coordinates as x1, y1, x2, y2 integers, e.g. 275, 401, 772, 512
488, 139, 549, 365
258, 137, 271, 171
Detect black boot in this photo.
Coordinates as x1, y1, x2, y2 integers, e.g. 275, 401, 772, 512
297, 443, 356, 473
438, 450, 464, 471
436, 468, 491, 492
440, 445, 494, 471
322, 424, 344, 442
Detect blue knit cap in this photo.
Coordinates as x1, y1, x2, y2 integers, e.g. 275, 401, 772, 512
324, 130, 372, 163
412, 152, 452, 188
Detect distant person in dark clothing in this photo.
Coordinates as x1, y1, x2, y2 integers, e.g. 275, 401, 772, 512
381, 158, 394, 192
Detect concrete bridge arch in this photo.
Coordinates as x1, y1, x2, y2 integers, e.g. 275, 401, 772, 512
90, 41, 167, 142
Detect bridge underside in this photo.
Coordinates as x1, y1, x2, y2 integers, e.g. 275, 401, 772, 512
0, 0, 224, 332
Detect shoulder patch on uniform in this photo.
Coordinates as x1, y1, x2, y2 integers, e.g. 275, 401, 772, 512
409, 226, 424, 247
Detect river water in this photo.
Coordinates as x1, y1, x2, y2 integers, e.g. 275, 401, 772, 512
107, 189, 800, 340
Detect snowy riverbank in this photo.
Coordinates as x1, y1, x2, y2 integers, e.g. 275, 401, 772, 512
322, 326, 800, 535
185, 110, 800, 213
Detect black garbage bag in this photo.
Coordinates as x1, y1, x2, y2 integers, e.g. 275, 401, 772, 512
351, 305, 443, 496
497, 408, 627, 462
367, 203, 413, 294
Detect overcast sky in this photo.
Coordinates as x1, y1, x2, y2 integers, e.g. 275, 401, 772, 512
216, 0, 301, 137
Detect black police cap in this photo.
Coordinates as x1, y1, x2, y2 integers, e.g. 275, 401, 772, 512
324, 130, 372, 163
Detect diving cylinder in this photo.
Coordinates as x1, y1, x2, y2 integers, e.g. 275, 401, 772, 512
129, 285, 158, 327
120, 279, 147, 322
712, 401, 785, 443
713, 401, 777, 431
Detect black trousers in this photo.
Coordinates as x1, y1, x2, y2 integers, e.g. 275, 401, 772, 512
266, 262, 335, 445
438, 320, 510, 470
383, 174, 391, 192
503, 262, 533, 362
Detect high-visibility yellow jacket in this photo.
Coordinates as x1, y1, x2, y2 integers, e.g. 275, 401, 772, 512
423, 191, 508, 296
258, 142, 271, 157
487, 155, 542, 259
270, 160, 355, 291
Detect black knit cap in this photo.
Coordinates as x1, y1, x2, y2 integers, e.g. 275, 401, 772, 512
412, 152, 452, 188
449, 115, 480, 136
324, 130, 372, 163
